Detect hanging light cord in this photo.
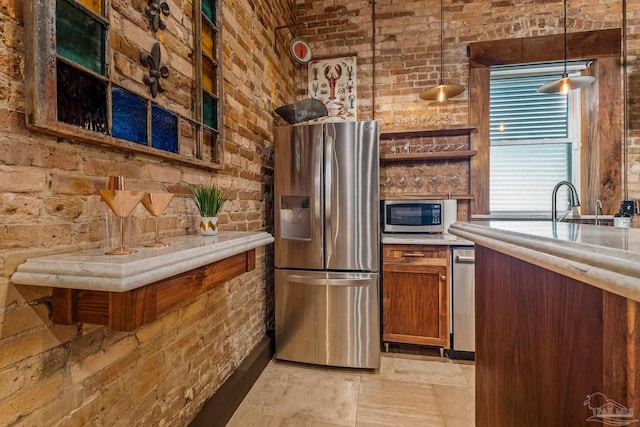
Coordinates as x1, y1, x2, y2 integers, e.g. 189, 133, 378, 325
563, 0, 568, 77
439, 0, 444, 85
623, 0, 628, 200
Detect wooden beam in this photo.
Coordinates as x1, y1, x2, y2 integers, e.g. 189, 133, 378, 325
469, 28, 621, 68
469, 67, 490, 215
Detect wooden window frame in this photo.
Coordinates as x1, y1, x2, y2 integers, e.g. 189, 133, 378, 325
468, 29, 622, 215
24, 0, 224, 170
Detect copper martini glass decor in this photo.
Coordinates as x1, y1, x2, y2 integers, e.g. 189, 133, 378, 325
99, 189, 146, 255
141, 192, 175, 248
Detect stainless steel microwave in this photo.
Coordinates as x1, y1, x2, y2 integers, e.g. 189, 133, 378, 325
383, 200, 444, 233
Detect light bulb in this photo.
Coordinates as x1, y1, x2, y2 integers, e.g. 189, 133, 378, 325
560, 78, 571, 95
437, 86, 446, 102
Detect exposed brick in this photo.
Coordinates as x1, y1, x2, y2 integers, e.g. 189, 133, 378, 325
0, 325, 77, 370
0, 303, 50, 338
0, 167, 46, 193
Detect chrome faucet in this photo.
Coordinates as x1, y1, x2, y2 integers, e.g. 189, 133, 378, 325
551, 181, 581, 222
595, 199, 603, 226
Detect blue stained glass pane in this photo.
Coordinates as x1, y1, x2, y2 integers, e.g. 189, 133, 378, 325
203, 91, 218, 130
112, 86, 147, 144
202, 0, 216, 23
56, 0, 106, 75
151, 105, 178, 153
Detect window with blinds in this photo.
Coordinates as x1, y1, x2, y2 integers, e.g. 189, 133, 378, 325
489, 66, 580, 213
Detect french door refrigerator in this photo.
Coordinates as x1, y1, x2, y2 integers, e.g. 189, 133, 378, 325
274, 120, 380, 369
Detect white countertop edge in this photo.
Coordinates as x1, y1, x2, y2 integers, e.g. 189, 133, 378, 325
381, 233, 474, 246
11, 232, 274, 292
449, 223, 640, 303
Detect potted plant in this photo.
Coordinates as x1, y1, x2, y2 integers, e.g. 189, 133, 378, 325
189, 184, 227, 236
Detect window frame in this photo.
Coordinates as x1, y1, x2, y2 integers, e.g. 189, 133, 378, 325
24, 0, 223, 170
467, 29, 622, 217
488, 67, 583, 214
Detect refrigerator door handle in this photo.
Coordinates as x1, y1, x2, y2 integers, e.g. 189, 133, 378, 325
324, 123, 335, 262
285, 275, 373, 287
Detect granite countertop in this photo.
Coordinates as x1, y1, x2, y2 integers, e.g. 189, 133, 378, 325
381, 233, 474, 246
11, 231, 274, 292
449, 221, 640, 302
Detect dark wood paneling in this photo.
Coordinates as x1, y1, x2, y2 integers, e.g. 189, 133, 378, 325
109, 286, 157, 331
469, 29, 621, 68
76, 290, 109, 325
52, 288, 76, 324
475, 246, 604, 427
51, 250, 257, 331
156, 271, 200, 314
469, 67, 490, 215
199, 251, 249, 293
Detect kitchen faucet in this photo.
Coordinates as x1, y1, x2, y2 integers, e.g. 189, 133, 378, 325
551, 181, 581, 222
595, 199, 603, 226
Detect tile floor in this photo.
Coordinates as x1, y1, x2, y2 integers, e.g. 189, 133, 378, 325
227, 353, 475, 427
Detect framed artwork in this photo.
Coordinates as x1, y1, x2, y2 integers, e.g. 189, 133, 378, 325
308, 55, 357, 121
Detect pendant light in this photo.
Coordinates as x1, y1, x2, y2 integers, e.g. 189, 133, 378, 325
419, 0, 464, 102
537, 0, 595, 94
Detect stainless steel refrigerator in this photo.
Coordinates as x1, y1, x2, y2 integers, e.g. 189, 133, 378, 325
274, 120, 380, 369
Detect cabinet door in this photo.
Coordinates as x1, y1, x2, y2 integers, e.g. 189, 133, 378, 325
383, 263, 449, 347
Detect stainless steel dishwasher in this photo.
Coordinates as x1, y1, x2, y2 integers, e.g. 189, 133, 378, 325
450, 247, 475, 359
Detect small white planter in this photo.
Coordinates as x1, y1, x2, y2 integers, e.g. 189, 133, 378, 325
199, 216, 219, 236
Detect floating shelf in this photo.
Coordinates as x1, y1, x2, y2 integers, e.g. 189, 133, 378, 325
380, 150, 477, 163
380, 125, 477, 140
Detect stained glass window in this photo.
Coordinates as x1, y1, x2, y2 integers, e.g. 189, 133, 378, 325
152, 105, 178, 153
112, 86, 147, 144
56, 0, 106, 75
25, 0, 223, 168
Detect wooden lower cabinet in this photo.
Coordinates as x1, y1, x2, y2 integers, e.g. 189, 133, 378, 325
382, 244, 449, 348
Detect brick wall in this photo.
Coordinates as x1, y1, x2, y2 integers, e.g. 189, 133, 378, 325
296, 0, 640, 212
0, 0, 294, 425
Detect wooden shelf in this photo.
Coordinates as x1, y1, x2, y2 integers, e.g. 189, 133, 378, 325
380, 125, 477, 140
380, 150, 477, 163
52, 250, 256, 331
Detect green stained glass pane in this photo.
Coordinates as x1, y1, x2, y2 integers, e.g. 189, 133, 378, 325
56, 0, 106, 75
202, 0, 216, 24
203, 92, 218, 130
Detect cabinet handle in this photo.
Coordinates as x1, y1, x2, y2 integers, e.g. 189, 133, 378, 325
403, 252, 425, 257
441, 275, 446, 281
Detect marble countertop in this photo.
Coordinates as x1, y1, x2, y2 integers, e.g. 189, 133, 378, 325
381, 233, 474, 246
449, 221, 640, 302
11, 231, 274, 292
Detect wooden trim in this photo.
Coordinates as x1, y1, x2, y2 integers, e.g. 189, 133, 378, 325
468, 30, 622, 216
469, 28, 621, 68
380, 126, 476, 139
469, 67, 490, 215
380, 150, 477, 163
51, 249, 257, 331
188, 336, 274, 427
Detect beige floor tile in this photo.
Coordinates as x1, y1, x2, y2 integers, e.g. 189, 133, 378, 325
227, 408, 348, 427
458, 364, 475, 388
239, 361, 360, 426
433, 384, 475, 421
443, 417, 476, 427
386, 357, 469, 387
356, 378, 445, 427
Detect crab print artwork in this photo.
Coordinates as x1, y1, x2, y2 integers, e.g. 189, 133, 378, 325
308, 56, 357, 122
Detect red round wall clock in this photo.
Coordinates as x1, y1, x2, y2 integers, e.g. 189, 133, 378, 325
290, 37, 313, 64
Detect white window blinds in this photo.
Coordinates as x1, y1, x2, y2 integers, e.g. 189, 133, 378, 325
489, 67, 579, 213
